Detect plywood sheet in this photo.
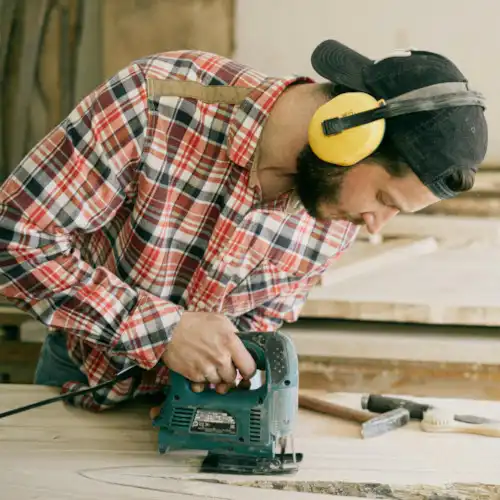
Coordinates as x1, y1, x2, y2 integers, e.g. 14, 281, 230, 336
302, 242, 500, 325
2, 385, 500, 499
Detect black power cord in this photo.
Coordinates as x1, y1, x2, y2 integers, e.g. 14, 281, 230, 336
0, 364, 142, 419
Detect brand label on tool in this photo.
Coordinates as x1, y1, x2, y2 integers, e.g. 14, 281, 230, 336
190, 409, 237, 434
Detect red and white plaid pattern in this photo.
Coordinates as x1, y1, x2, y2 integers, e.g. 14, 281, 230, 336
0, 50, 358, 410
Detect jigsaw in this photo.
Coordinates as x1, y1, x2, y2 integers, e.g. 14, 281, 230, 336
0, 329, 302, 476
152, 330, 303, 475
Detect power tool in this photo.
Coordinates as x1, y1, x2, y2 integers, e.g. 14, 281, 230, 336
0, 330, 302, 475
152, 330, 303, 475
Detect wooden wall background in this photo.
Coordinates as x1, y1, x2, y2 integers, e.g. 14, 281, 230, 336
0, 0, 235, 183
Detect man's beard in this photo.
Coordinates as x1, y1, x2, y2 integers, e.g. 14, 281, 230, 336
294, 144, 346, 219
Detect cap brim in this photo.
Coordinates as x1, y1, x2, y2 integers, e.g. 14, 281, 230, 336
311, 40, 373, 92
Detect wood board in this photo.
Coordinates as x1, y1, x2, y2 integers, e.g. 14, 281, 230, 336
317, 237, 438, 287
302, 241, 500, 326
284, 319, 500, 400
2, 385, 500, 499
358, 214, 500, 245
421, 170, 500, 217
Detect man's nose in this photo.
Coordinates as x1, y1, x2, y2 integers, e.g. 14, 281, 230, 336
362, 206, 399, 234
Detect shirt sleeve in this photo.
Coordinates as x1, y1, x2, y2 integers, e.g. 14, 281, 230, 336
0, 63, 183, 372
231, 282, 314, 333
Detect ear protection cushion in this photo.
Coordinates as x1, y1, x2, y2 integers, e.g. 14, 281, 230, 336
308, 92, 386, 166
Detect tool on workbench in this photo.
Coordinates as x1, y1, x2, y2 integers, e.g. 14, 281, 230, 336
152, 330, 303, 475
298, 393, 410, 438
0, 329, 301, 476
421, 408, 500, 437
361, 394, 500, 425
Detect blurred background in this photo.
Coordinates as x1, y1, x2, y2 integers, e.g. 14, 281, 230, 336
1, 0, 500, 400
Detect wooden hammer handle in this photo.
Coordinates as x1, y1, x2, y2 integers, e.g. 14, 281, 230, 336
299, 393, 373, 423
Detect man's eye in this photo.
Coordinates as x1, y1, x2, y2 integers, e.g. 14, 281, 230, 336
378, 192, 397, 209
377, 193, 389, 205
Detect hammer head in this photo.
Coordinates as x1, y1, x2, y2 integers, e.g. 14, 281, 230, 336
361, 408, 410, 438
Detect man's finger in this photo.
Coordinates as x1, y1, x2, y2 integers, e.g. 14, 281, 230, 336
202, 366, 222, 385
191, 382, 206, 392
216, 357, 237, 385
228, 334, 257, 380
215, 382, 232, 394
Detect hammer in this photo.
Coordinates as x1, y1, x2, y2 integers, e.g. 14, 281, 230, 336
298, 393, 410, 438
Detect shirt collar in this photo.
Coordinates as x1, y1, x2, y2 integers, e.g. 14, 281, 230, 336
227, 75, 314, 169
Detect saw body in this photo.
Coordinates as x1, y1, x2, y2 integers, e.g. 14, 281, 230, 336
153, 330, 303, 474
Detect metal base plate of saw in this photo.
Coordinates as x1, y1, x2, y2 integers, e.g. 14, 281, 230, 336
153, 330, 303, 475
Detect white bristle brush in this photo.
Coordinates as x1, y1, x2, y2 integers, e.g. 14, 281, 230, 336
421, 408, 500, 437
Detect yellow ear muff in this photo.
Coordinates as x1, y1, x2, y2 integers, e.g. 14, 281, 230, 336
308, 92, 386, 166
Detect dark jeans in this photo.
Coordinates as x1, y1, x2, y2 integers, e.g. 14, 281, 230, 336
34, 332, 88, 386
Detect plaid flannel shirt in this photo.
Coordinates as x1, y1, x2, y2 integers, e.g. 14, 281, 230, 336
0, 50, 358, 411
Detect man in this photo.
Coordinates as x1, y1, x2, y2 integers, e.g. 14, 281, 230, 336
0, 40, 487, 412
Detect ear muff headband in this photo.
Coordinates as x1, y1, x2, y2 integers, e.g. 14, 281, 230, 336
308, 81, 486, 166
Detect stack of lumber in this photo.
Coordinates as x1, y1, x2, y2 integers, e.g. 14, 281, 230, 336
305, 168, 500, 328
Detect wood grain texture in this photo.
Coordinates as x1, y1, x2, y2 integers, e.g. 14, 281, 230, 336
317, 237, 438, 287
301, 242, 500, 325
102, 0, 235, 79
2, 386, 500, 499
358, 214, 500, 245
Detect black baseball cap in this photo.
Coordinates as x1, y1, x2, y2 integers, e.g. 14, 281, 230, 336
311, 40, 488, 199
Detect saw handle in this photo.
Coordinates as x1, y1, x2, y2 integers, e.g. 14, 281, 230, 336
239, 338, 267, 373
168, 335, 268, 399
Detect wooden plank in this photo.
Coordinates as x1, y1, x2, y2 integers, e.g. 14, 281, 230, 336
0, 340, 41, 363
73, 0, 103, 102
418, 172, 500, 216
301, 242, 500, 326
298, 356, 500, 401
0, 305, 31, 326
422, 196, 500, 217
0, 0, 18, 181
285, 319, 500, 364
358, 214, 500, 245
0, 340, 40, 383
9, 0, 51, 169
286, 319, 500, 400
292, 316, 500, 358
318, 236, 438, 287
1, 385, 500, 499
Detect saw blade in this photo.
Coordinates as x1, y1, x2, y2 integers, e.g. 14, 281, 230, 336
200, 451, 303, 475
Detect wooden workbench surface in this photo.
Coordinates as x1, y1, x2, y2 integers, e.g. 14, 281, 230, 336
2, 385, 500, 499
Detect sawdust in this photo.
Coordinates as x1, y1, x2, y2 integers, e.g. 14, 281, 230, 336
195, 479, 500, 499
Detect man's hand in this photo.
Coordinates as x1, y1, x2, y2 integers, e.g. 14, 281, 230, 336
162, 312, 256, 394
